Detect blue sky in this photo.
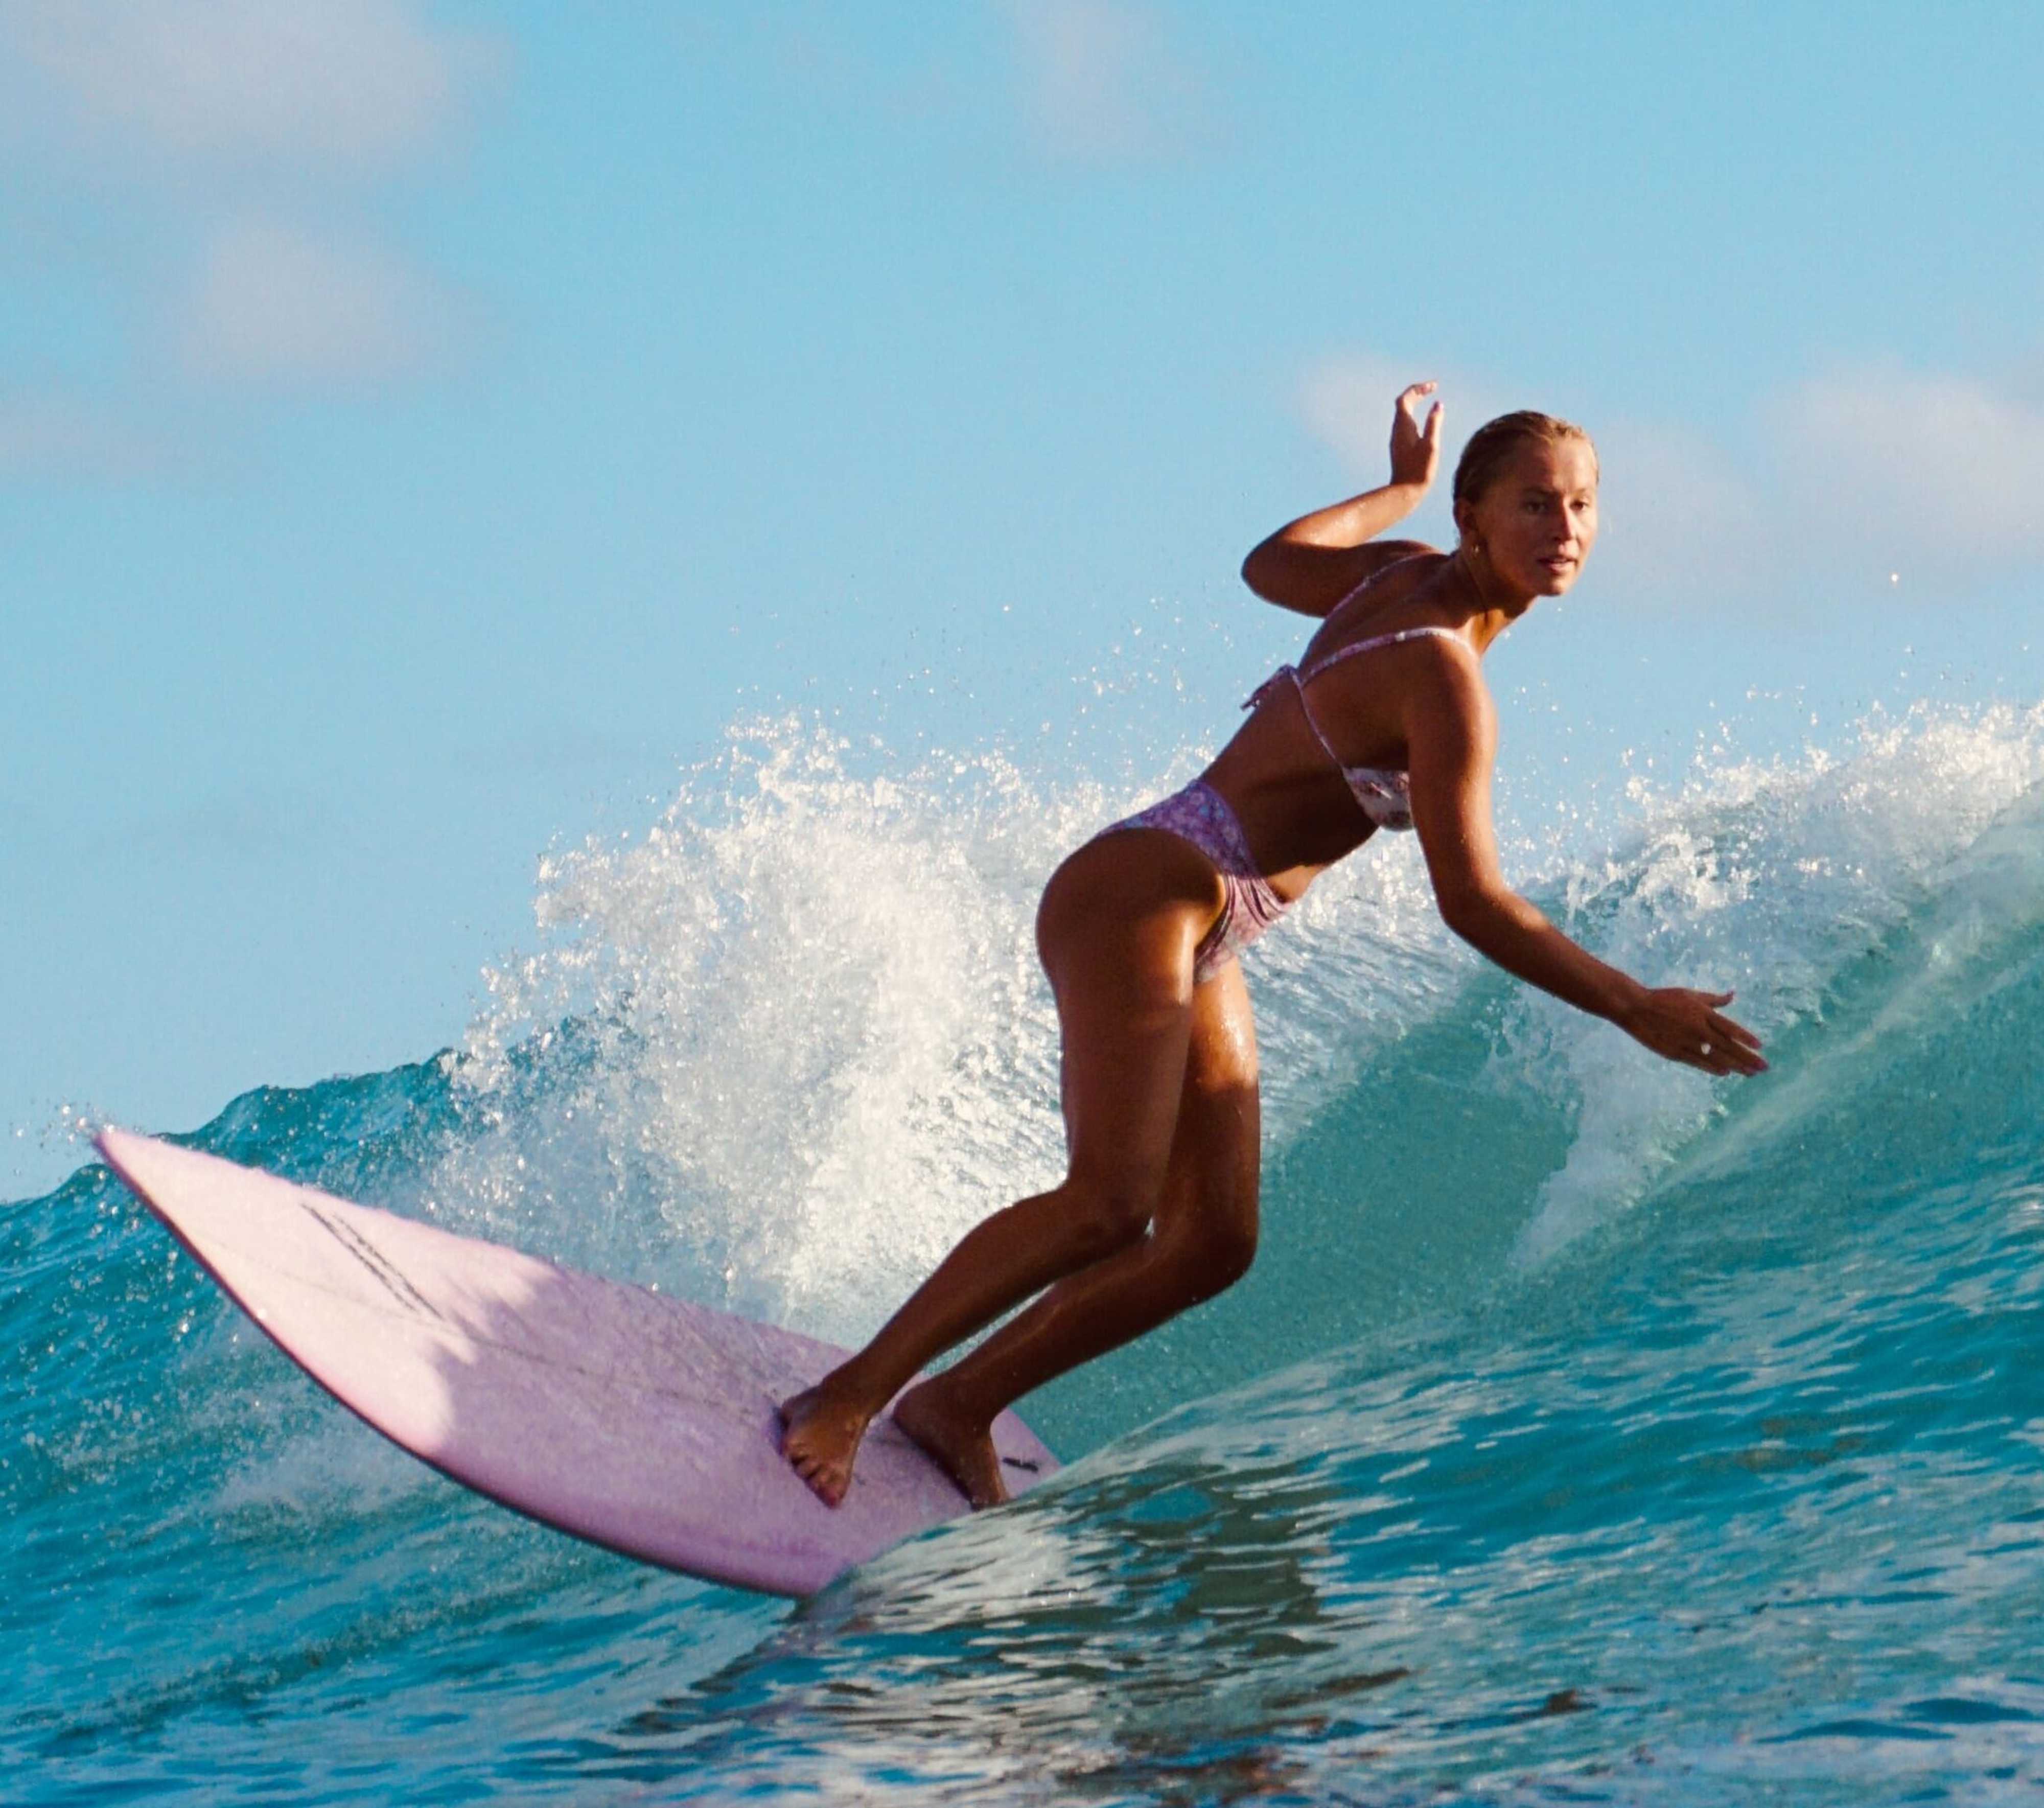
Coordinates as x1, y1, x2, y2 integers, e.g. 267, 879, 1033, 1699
5, 2, 2041, 1197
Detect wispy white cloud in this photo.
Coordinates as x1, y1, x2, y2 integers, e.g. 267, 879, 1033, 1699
1008, 0, 1206, 163
174, 218, 456, 389
1765, 362, 2044, 574
1586, 414, 1773, 606
3, 0, 491, 170
0, 0, 494, 451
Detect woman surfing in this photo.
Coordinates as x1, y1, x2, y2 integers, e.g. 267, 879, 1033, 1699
781, 382, 1767, 1510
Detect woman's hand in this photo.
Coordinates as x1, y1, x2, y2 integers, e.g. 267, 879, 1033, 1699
1239, 383, 1445, 615
1618, 987, 1768, 1077
1389, 381, 1444, 491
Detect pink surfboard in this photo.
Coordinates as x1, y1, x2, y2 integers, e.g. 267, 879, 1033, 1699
97, 1128, 1057, 1597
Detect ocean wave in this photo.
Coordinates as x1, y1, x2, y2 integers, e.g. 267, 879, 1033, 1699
8, 692, 2044, 1802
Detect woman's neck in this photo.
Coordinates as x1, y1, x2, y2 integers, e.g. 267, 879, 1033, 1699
1453, 545, 1532, 654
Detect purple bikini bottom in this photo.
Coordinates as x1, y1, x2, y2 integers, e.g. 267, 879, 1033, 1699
1097, 779, 1290, 984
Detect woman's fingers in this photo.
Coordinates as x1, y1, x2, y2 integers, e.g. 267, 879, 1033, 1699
1390, 383, 1443, 488
1395, 381, 1438, 429
1699, 1014, 1767, 1073
1691, 1036, 1753, 1076
1640, 986, 1768, 1074
1705, 1010, 1762, 1050
1703, 1000, 1768, 1070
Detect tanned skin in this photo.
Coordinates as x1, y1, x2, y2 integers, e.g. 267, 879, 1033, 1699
780, 382, 1766, 1511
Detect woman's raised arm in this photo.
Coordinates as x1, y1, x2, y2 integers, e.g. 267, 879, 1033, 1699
1240, 381, 1444, 617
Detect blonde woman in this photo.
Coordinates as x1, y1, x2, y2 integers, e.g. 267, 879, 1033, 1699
781, 382, 1766, 1509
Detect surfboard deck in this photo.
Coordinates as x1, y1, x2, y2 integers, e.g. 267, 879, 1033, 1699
96, 1128, 1057, 1598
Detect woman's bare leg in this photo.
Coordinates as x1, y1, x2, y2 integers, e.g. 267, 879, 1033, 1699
779, 829, 1222, 1507
894, 960, 1260, 1505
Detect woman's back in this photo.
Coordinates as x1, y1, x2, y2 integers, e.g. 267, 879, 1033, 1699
1204, 550, 1477, 888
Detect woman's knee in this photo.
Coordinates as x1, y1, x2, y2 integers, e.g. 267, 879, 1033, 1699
1197, 1213, 1259, 1294
1062, 1173, 1157, 1262
1156, 1206, 1258, 1302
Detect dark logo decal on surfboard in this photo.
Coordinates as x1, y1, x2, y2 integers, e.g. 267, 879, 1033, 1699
292, 1191, 449, 1325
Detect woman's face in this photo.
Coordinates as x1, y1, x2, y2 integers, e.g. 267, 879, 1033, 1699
1462, 437, 1599, 598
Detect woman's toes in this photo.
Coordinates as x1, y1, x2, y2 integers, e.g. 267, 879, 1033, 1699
776, 1380, 873, 1508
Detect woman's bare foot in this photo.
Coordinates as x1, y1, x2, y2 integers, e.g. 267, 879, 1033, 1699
893, 1379, 1008, 1510
778, 1379, 875, 1509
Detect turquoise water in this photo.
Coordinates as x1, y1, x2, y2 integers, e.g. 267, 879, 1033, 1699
9, 701, 2044, 1802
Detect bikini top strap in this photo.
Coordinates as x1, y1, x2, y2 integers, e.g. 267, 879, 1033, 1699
1299, 623, 1461, 684
1245, 622, 1462, 773
1243, 665, 1350, 773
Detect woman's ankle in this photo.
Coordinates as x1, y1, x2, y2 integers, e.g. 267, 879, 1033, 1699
814, 1356, 892, 1419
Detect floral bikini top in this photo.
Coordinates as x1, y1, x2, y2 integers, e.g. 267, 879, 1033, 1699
1244, 623, 1464, 833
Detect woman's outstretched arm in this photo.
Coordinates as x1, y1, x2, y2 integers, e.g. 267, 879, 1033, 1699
1405, 648, 1768, 1078
1241, 381, 1444, 617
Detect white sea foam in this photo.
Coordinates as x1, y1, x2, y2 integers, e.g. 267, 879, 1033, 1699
431, 689, 2044, 1333
440, 716, 1082, 1342
1508, 699, 2044, 1265
438, 712, 1460, 1347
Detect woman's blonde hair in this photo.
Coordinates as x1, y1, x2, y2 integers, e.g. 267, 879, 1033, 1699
1452, 411, 1597, 517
